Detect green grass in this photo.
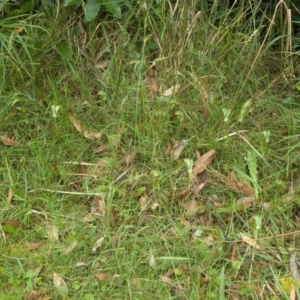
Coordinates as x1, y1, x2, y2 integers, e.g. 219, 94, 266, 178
1, 1, 300, 299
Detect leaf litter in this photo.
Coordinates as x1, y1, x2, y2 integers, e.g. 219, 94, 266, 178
69, 115, 102, 140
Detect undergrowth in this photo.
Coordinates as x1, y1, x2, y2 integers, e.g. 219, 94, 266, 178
0, 1, 300, 299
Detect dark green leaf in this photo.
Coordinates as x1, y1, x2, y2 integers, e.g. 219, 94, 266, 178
63, 0, 81, 6
104, 0, 122, 18
85, 0, 101, 21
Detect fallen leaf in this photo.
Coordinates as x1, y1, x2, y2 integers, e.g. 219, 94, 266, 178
46, 224, 59, 241
75, 262, 88, 267
69, 115, 82, 133
191, 182, 206, 196
0, 219, 24, 228
95, 273, 110, 281
171, 140, 188, 159
25, 290, 49, 300
185, 199, 197, 214
162, 84, 180, 97
69, 115, 102, 140
128, 278, 142, 290
124, 153, 134, 167
165, 142, 172, 156
82, 213, 96, 223
92, 236, 104, 253
149, 255, 156, 267
95, 60, 109, 69
0, 136, 22, 147
210, 170, 254, 196
193, 229, 203, 237
241, 234, 261, 250
15, 27, 25, 34
160, 275, 172, 284
62, 241, 77, 254
139, 196, 150, 211
290, 284, 296, 300
83, 129, 102, 140
147, 67, 155, 77
53, 273, 68, 295
225, 175, 254, 196
7, 188, 13, 204
95, 144, 109, 153
151, 202, 159, 210
236, 195, 256, 209
22, 241, 47, 251
193, 150, 215, 176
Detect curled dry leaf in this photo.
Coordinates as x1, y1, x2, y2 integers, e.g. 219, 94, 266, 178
62, 241, 77, 254
95, 273, 110, 281
193, 150, 215, 176
95, 60, 109, 70
92, 236, 104, 253
7, 188, 13, 204
53, 273, 68, 295
46, 224, 59, 241
162, 84, 180, 97
0, 136, 22, 147
129, 278, 142, 290
171, 140, 188, 159
185, 199, 197, 214
236, 195, 256, 209
211, 170, 254, 196
240, 234, 261, 250
290, 252, 300, 280
139, 196, 150, 211
69, 115, 102, 140
83, 129, 102, 140
149, 255, 156, 267
225, 176, 254, 196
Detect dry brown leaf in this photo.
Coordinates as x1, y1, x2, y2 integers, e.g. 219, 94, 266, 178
69, 115, 82, 133
241, 234, 261, 250
191, 182, 206, 196
290, 284, 296, 300
62, 241, 77, 254
95, 144, 109, 153
0, 136, 22, 147
139, 196, 150, 211
0, 219, 24, 228
185, 199, 197, 214
236, 195, 256, 209
129, 278, 142, 290
69, 115, 102, 140
25, 290, 49, 300
92, 236, 105, 253
75, 262, 88, 267
83, 129, 102, 140
15, 27, 25, 34
22, 241, 47, 251
171, 140, 188, 159
225, 176, 254, 196
7, 188, 13, 204
46, 224, 59, 241
95, 273, 110, 281
210, 170, 254, 196
82, 213, 96, 223
25, 241, 46, 250
149, 255, 156, 267
160, 275, 172, 284
162, 84, 180, 97
165, 142, 172, 156
147, 67, 155, 77
193, 150, 215, 176
95, 60, 109, 69
53, 273, 68, 295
